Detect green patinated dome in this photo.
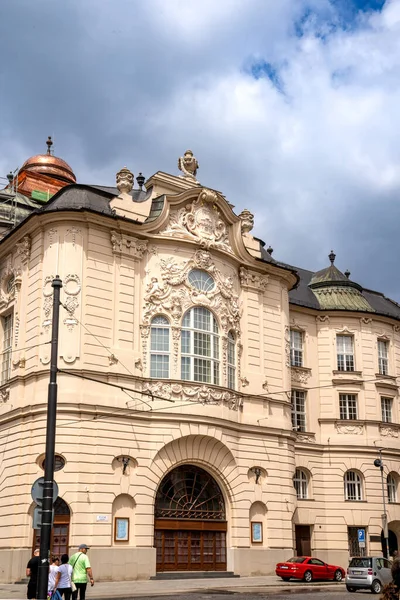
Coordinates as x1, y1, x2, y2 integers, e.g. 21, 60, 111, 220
308, 251, 374, 312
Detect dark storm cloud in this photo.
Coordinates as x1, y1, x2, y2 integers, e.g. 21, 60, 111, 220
1, 0, 400, 300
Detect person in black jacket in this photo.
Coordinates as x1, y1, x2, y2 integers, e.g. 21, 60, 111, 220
26, 549, 40, 599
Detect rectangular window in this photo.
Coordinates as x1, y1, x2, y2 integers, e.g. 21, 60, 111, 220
1, 314, 13, 385
378, 340, 389, 375
290, 330, 303, 367
339, 394, 358, 420
381, 397, 392, 423
291, 390, 306, 432
337, 335, 354, 371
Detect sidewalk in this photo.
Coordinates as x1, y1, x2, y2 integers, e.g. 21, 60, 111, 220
0, 576, 344, 600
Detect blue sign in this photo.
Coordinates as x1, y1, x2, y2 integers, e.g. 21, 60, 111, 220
358, 529, 366, 543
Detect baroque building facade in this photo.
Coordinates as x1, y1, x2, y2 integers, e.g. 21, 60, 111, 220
0, 146, 399, 583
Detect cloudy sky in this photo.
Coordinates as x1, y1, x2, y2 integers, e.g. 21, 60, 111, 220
1, 0, 400, 300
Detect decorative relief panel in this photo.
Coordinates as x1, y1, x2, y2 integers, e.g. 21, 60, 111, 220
284, 326, 290, 367
239, 267, 268, 292
291, 367, 311, 384
380, 425, 399, 438
295, 432, 316, 443
15, 236, 31, 265
62, 274, 81, 332
335, 422, 364, 435
159, 189, 232, 253
141, 249, 241, 381
142, 381, 243, 411
110, 231, 148, 259
0, 388, 10, 403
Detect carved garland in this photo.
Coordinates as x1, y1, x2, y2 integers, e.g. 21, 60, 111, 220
141, 249, 241, 388
110, 231, 148, 259
239, 267, 268, 292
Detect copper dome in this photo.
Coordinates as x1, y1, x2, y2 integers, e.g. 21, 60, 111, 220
20, 137, 76, 184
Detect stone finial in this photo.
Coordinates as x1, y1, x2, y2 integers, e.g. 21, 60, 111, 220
178, 150, 199, 180
46, 136, 53, 155
345, 269, 351, 279
116, 166, 134, 194
329, 250, 336, 265
238, 209, 254, 234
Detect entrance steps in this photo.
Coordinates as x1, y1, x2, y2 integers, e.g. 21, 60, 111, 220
152, 572, 239, 580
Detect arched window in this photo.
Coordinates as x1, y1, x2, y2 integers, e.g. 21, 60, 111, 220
293, 468, 308, 499
387, 473, 397, 503
227, 331, 236, 390
181, 307, 219, 384
344, 470, 362, 501
150, 316, 170, 378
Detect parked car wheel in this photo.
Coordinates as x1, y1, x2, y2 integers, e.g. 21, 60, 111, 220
281, 577, 290, 581
334, 569, 343, 582
346, 586, 356, 593
304, 570, 313, 582
371, 579, 382, 594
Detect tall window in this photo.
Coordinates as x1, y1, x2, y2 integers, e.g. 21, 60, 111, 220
291, 390, 306, 432
227, 331, 236, 390
181, 307, 219, 385
337, 335, 354, 371
150, 316, 170, 378
339, 394, 358, 420
293, 468, 308, 499
387, 473, 397, 503
344, 470, 362, 501
290, 330, 303, 367
378, 340, 389, 375
1, 314, 13, 385
381, 397, 392, 423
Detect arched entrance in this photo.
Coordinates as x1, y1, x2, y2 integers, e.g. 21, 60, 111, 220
33, 497, 70, 556
154, 465, 227, 572
382, 528, 399, 558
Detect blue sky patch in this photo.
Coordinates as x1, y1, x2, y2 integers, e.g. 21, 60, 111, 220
246, 59, 284, 93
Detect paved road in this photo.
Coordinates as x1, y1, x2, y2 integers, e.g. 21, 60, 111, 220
97, 592, 373, 600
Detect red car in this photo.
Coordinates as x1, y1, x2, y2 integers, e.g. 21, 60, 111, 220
276, 556, 345, 582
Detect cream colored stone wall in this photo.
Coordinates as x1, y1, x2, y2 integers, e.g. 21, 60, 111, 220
0, 180, 399, 582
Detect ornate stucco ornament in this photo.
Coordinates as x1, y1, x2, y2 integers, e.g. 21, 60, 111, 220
291, 367, 311, 384
16, 236, 31, 265
238, 209, 254, 235
110, 231, 148, 259
335, 423, 364, 435
380, 425, 399, 438
141, 249, 241, 379
142, 381, 243, 411
160, 188, 232, 253
178, 150, 199, 182
116, 166, 134, 194
239, 267, 268, 292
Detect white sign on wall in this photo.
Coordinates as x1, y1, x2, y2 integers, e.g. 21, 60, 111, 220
96, 515, 110, 522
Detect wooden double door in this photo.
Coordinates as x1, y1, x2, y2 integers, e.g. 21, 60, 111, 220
155, 526, 227, 571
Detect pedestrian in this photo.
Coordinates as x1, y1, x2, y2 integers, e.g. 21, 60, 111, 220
48, 556, 60, 595
26, 548, 40, 600
392, 553, 400, 588
53, 554, 73, 600
69, 544, 94, 600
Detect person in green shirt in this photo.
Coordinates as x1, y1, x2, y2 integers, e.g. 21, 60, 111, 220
69, 544, 94, 600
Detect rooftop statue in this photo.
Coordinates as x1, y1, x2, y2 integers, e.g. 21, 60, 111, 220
116, 166, 134, 194
178, 150, 199, 182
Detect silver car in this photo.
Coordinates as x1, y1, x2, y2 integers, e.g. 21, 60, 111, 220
346, 556, 393, 594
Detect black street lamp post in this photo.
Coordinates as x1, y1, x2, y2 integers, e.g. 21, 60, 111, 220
37, 276, 62, 600
374, 448, 389, 558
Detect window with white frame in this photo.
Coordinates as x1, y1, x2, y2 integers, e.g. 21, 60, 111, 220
188, 269, 215, 293
387, 473, 397, 503
1, 313, 13, 385
150, 316, 170, 378
339, 393, 358, 420
227, 331, 236, 390
293, 468, 308, 499
337, 335, 355, 371
181, 307, 220, 385
291, 390, 306, 432
344, 470, 363, 501
381, 397, 393, 423
378, 340, 389, 375
290, 330, 303, 367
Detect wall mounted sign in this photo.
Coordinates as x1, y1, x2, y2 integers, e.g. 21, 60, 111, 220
96, 515, 110, 522
115, 517, 129, 541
